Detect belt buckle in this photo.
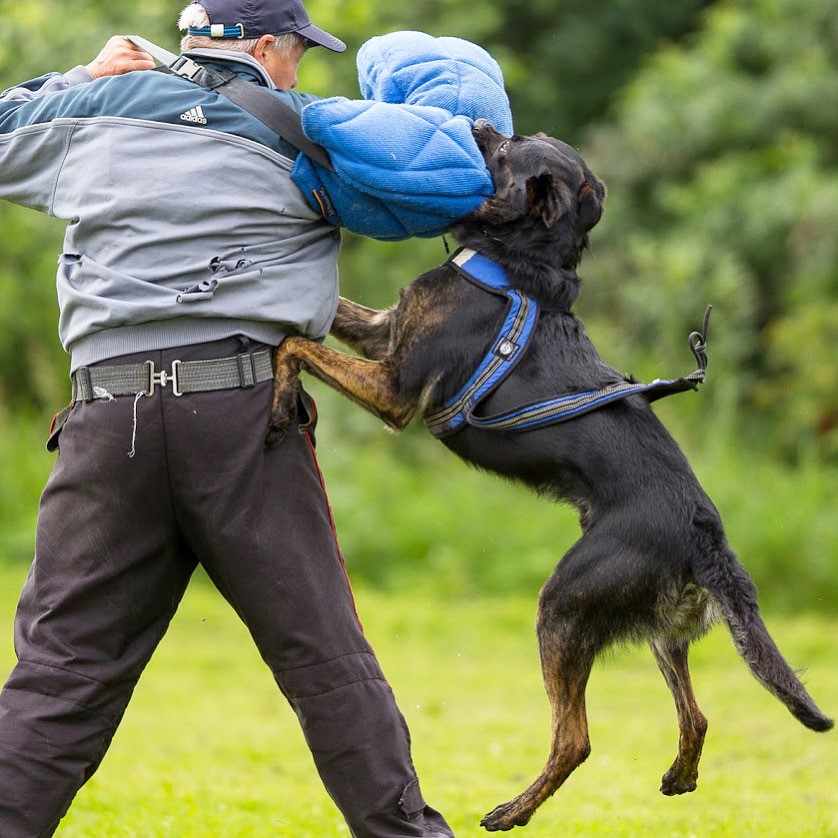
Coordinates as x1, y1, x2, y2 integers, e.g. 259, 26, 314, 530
143, 360, 183, 397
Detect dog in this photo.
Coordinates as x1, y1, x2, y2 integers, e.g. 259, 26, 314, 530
268, 120, 833, 831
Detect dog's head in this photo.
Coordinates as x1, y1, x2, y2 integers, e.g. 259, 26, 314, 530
452, 121, 607, 296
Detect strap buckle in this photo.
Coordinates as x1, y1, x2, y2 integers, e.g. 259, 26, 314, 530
236, 352, 258, 388
688, 304, 713, 374
170, 56, 204, 82
144, 360, 183, 397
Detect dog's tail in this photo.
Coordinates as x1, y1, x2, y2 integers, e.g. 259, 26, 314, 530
695, 549, 833, 732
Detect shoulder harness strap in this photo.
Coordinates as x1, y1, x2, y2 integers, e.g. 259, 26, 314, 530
128, 36, 333, 170
424, 248, 540, 437
425, 247, 712, 437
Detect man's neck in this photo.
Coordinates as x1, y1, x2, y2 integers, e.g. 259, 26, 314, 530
183, 48, 275, 89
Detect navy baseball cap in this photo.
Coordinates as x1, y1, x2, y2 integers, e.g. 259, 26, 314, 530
188, 0, 346, 52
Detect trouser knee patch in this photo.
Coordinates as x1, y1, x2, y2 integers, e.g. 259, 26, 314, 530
278, 651, 383, 699
399, 777, 426, 823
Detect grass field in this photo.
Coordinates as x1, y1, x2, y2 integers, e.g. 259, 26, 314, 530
0, 562, 835, 837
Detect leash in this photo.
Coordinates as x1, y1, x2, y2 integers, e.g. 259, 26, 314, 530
424, 248, 711, 438
126, 35, 334, 170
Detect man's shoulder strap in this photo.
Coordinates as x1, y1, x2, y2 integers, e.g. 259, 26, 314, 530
128, 35, 333, 170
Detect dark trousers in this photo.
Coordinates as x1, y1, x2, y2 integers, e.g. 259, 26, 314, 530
0, 338, 452, 838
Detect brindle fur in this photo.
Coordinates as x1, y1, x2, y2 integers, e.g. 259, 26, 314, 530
269, 121, 833, 831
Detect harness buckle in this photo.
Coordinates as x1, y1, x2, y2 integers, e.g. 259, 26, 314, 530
144, 360, 183, 397
170, 56, 204, 82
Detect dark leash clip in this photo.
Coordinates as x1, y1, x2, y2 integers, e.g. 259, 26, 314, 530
688, 304, 712, 376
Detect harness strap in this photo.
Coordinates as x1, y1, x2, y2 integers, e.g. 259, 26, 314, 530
465, 370, 705, 433
424, 248, 711, 438
424, 249, 540, 437
128, 35, 334, 170
71, 349, 273, 402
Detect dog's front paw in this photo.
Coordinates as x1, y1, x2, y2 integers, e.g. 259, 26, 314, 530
265, 413, 293, 448
660, 761, 699, 796
480, 800, 533, 832
266, 390, 298, 448
267, 354, 302, 447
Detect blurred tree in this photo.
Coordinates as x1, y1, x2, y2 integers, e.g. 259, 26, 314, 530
583, 0, 838, 460
473, 0, 715, 141
338, 0, 714, 142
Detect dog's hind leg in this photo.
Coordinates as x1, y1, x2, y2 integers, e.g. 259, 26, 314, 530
481, 612, 598, 832
649, 637, 708, 795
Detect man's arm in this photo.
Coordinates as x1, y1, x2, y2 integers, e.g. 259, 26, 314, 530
0, 37, 155, 212
0, 36, 154, 103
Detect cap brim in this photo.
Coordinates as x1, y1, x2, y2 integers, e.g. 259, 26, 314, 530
297, 23, 346, 53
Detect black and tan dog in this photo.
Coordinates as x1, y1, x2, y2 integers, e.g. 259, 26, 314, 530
268, 121, 832, 831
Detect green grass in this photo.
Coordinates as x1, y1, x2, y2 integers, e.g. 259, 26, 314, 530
0, 563, 835, 837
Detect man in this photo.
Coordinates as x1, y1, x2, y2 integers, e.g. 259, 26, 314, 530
0, 2, 453, 836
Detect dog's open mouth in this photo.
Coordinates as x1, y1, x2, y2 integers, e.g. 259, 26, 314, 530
472, 118, 508, 156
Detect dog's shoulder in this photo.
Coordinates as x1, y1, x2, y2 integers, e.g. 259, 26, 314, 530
395, 261, 499, 331
391, 261, 510, 404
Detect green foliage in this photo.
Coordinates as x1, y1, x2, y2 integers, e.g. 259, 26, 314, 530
0, 212, 68, 410
583, 0, 838, 460
2, 389, 836, 611
0, 408, 48, 559
484, 0, 714, 141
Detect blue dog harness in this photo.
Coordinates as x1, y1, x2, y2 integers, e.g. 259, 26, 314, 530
424, 248, 711, 438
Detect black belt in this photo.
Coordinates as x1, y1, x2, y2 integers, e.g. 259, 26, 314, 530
71, 349, 273, 401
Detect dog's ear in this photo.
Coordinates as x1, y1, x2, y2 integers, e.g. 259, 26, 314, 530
576, 179, 606, 234
526, 172, 561, 228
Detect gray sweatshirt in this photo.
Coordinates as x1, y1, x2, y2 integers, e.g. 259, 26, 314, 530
0, 51, 340, 370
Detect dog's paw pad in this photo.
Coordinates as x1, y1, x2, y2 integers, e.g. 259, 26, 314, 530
265, 430, 283, 449
480, 802, 532, 832
266, 402, 297, 448
660, 770, 698, 796
265, 420, 290, 448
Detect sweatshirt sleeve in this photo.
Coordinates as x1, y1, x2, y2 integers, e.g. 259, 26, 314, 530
0, 66, 94, 103
292, 154, 416, 241
0, 87, 83, 212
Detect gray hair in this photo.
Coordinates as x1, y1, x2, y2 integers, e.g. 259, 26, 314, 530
178, 4, 307, 57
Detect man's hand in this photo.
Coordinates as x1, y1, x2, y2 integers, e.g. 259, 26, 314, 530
86, 36, 155, 79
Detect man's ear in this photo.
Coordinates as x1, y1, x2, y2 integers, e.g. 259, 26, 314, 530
526, 172, 561, 228
253, 34, 277, 64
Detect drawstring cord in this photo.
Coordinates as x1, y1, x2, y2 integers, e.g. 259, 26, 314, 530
128, 392, 143, 458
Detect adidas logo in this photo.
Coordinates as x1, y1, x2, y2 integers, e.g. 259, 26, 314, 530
180, 106, 208, 125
